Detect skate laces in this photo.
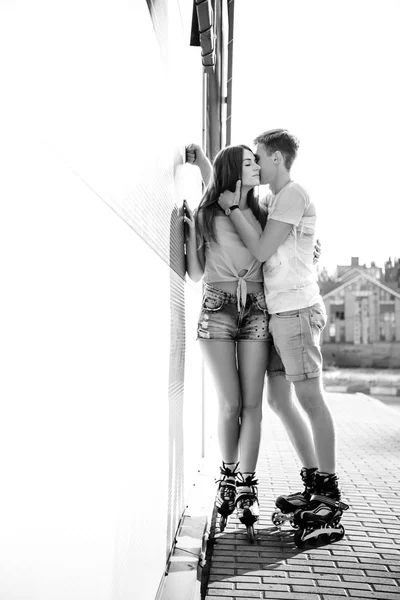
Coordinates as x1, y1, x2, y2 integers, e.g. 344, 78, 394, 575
215, 462, 239, 500
236, 472, 259, 508
219, 461, 240, 479
236, 472, 258, 488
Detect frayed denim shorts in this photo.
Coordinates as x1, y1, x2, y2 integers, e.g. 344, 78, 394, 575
196, 283, 269, 342
268, 303, 327, 382
197, 283, 286, 376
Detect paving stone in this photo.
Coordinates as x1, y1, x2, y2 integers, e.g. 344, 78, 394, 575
202, 394, 400, 600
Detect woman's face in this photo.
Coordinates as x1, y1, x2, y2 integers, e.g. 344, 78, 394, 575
241, 149, 261, 188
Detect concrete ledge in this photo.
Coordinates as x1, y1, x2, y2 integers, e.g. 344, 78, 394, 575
370, 385, 400, 396
157, 463, 215, 600
326, 384, 400, 396
325, 385, 349, 393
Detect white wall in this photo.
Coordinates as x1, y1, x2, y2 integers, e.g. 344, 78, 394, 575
0, 113, 171, 600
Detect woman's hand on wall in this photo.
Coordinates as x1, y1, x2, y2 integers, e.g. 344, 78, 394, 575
186, 143, 205, 166
186, 144, 212, 186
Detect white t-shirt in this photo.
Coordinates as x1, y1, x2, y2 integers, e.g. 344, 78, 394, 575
262, 181, 322, 313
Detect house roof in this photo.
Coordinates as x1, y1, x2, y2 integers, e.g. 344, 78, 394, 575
336, 267, 371, 282
322, 271, 400, 301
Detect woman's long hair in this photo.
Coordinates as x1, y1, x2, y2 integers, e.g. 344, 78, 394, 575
195, 145, 267, 248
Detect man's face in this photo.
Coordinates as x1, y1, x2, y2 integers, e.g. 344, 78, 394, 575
256, 143, 276, 185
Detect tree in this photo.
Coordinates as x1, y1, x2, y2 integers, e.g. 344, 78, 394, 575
384, 256, 400, 283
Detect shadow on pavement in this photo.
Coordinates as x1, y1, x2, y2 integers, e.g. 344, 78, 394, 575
201, 519, 308, 598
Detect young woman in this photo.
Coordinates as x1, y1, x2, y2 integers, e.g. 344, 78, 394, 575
184, 144, 269, 539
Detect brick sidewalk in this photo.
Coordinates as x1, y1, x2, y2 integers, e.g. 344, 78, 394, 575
202, 393, 400, 600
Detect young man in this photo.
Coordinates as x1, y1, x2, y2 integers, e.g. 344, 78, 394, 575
217, 129, 348, 538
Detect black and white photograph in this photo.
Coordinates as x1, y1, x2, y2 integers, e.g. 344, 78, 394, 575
1, 1, 400, 599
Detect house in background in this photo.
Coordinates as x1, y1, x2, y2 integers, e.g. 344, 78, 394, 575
319, 257, 400, 367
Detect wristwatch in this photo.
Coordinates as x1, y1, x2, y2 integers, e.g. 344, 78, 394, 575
225, 205, 240, 216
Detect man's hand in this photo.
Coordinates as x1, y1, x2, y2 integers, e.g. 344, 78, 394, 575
313, 238, 322, 264
218, 180, 241, 211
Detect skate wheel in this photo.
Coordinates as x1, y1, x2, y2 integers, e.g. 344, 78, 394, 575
246, 525, 255, 543
219, 515, 227, 532
271, 510, 284, 527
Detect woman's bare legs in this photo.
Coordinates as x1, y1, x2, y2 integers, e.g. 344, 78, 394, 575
198, 340, 242, 520
198, 340, 241, 463
236, 341, 269, 473
232, 340, 268, 528
198, 338, 268, 529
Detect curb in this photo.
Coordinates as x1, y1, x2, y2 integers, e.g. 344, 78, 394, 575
157, 462, 215, 600
325, 384, 400, 396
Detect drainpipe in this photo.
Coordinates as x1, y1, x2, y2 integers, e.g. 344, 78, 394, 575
226, 0, 235, 146
193, 1, 234, 162
205, 0, 234, 160
204, 0, 222, 162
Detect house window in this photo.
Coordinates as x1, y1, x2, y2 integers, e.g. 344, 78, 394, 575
380, 312, 396, 341
380, 303, 395, 314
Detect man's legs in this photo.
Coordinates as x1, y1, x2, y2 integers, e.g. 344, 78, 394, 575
269, 305, 347, 532
268, 303, 335, 473
292, 375, 336, 474
266, 339, 319, 518
266, 374, 318, 469
292, 374, 348, 529
269, 304, 340, 506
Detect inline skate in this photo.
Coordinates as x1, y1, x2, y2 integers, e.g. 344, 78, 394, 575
215, 462, 239, 532
271, 467, 317, 528
292, 472, 349, 547
235, 472, 259, 543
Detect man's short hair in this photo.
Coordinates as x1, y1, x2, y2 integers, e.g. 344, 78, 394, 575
254, 129, 299, 171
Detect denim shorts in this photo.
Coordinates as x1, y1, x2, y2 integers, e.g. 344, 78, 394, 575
268, 303, 327, 382
197, 283, 269, 342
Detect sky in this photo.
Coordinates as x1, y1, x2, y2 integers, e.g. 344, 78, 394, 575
231, 0, 400, 274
